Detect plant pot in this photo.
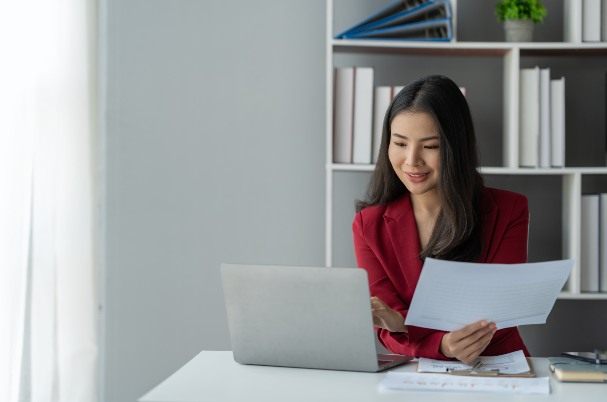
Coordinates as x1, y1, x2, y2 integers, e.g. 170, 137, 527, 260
503, 19, 534, 42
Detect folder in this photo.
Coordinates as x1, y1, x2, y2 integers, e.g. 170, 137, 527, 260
335, 0, 425, 39
341, 18, 452, 41
336, 0, 451, 39
335, 0, 453, 41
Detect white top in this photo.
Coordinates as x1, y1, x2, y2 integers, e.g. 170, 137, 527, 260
140, 351, 607, 402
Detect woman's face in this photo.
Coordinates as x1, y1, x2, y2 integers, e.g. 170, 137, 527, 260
388, 111, 441, 198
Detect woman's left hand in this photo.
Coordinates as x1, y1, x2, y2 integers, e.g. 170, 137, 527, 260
370, 296, 407, 333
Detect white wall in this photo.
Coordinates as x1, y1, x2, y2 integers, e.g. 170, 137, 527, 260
103, 1, 607, 401
104, 1, 325, 401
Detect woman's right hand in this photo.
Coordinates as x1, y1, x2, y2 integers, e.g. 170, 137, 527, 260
439, 320, 496, 365
370, 296, 408, 333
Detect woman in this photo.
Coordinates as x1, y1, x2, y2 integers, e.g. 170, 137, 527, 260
352, 75, 530, 364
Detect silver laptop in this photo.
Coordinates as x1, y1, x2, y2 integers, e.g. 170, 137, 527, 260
220, 263, 412, 372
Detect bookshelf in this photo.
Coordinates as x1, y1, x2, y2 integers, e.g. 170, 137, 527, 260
325, 0, 607, 300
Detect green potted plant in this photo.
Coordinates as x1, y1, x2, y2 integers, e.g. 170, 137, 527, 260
494, 0, 547, 42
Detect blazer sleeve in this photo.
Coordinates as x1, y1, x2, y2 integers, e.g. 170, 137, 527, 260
352, 212, 449, 359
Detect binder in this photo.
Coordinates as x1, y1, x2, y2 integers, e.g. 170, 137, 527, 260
352, 67, 374, 164
519, 67, 540, 167
333, 67, 354, 163
335, 0, 426, 39
335, 0, 453, 42
336, 0, 451, 39
342, 18, 452, 41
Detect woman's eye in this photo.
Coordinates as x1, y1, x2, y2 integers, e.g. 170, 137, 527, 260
424, 145, 439, 150
394, 142, 406, 147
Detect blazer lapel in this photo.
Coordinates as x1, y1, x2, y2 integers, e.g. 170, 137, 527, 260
479, 188, 498, 262
383, 194, 424, 296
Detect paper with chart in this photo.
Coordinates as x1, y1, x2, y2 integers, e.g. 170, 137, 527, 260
404, 258, 574, 331
418, 350, 530, 374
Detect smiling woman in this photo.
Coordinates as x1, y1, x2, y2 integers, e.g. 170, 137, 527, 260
353, 75, 530, 365
0, 1, 98, 402
388, 113, 441, 199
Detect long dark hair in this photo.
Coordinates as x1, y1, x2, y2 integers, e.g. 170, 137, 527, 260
356, 75, 484, 262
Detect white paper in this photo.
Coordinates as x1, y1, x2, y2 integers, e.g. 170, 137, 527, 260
381, 372, 550, 395
418, 350, 530, 375
404, 258, 574, 331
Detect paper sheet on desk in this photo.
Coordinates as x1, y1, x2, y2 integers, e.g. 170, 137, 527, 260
418, 350, 530, 374
404, 258, 574, 331
380, 372, 550, 395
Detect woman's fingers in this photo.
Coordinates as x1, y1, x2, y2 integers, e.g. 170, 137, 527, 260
450, 320, 494, 342
454, 328, 495, 364
370, 296, 406, 332
441, 320, 496, 363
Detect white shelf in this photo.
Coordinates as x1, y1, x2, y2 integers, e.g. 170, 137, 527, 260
325, 0, 607, 300
558, 292, 607, 300
333, 39, 607, 56
328, 164, 607, 175
481, 167, 607, 175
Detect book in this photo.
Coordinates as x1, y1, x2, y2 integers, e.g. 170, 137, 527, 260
333, 67, 354, 163
564, 0, 583, 42
519, 67, 540, 167
548, 357, 607, 382
581, 194, 600, 292
393, 86, 404, 98
583, 0, 602, 42
372, 86, 392, 164
600, 194, 607, 292
539, 68, 551, 168
550, 77, 565, 167
603, 0, 607, 41
342, 17, 453, 41
336, 0, 452, 39
352, 67, 374, 164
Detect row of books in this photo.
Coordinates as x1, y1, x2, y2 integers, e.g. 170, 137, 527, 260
334, 0, 454, 42
333, 67, 466, 165
565, 0, 607, 42
519, 67, 565, 168
580, 193, 607, 293
333, 66, 386, 164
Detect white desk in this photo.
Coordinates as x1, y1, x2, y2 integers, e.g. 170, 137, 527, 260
140, 351, 606, 402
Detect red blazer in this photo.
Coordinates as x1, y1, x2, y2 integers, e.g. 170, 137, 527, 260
352, 186, 531, 359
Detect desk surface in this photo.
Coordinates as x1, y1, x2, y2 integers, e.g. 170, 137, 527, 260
140, 351, 606, 402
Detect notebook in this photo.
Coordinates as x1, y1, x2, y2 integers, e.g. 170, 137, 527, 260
548, 357, 607, 382
220, 263, 413, 372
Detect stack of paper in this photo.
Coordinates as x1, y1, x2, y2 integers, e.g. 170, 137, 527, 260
381, 350, 548, 394
418, 350, 531, 376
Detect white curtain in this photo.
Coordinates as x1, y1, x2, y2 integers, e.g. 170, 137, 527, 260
0, 1, 99, 402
